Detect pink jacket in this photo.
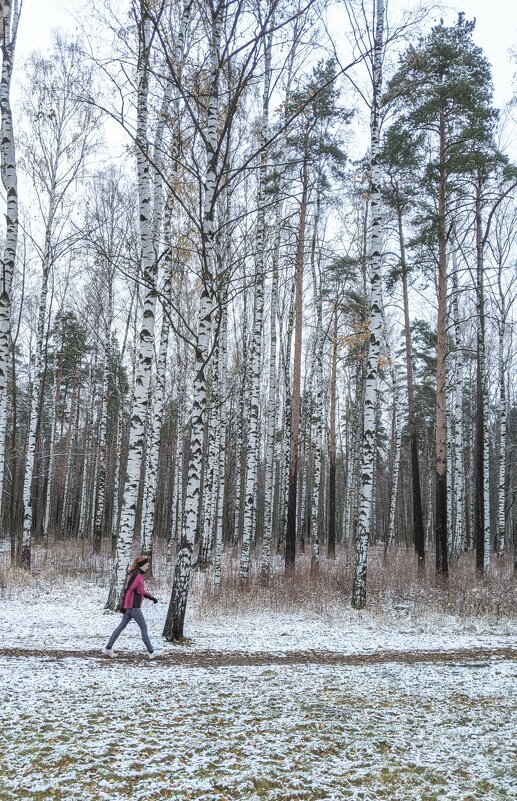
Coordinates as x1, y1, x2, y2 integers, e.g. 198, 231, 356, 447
123, 570, 157, 610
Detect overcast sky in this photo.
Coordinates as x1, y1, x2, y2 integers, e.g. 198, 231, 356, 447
16, 0, 516, 107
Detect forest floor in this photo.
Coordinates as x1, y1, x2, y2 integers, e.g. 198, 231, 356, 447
1, 554, 516, 800
1, 644, 516, 666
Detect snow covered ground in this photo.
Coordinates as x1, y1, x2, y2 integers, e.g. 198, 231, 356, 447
1, 574, 516, 800
1, 577, 516, 656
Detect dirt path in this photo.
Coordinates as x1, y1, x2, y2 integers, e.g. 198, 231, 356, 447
0, 645, 516, 667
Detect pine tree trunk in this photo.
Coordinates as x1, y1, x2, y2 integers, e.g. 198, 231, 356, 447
434, 110, 448, 577
398, 201, 425, 564
285, 143, 309, 574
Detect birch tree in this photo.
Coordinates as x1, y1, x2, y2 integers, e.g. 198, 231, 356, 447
0, 0, 21, 547
351, 0, 385, 609
19, 36, 97, 569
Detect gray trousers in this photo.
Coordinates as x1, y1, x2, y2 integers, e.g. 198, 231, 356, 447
106, 608, 154, 653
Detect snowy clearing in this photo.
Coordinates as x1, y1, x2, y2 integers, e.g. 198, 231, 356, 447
1, 575, 516, 656
1, 576, 516, 800
3, 656, 516, 801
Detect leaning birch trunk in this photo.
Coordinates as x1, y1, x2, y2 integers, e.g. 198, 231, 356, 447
163, 6, 222, 641
240, 31, 272, 579
106, 10, 158, 609
352, 0, 385, 609
0, 1, 21, 544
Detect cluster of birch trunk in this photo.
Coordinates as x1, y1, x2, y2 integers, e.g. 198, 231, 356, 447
1, 1, 516, 636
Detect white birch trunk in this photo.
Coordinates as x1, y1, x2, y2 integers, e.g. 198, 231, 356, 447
497, 324, 506, 557
20, 267, 49, 568
483, 380, 490, 570
214, 297, 228, 589
107, 11, 158, 608
280, 279, 295, 547
93, 281, 113, 551
0, 1, 20, 542
141, 196, 175, 559
261, 204, 281, 581
164, 6, 222, 640
352, 0, 385, 609
446, 393, 454, 554
111, 402, 124, 540
198, 355, 219, 568
79, 412, 92, 539
309, 190, 323, 569
386, 363, 404, 548
139, 0, 192, 554
43, 368, 60, 536
240, 20, 273, 579
233, 298, 248, 545
168, 352, 186, 556
449, 248, 465, 557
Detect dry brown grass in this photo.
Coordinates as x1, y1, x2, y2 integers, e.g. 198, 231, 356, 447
192, 545, 517, 622
0, 539, 515, 621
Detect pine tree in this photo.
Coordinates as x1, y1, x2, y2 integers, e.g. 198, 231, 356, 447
386, 13, 498, 577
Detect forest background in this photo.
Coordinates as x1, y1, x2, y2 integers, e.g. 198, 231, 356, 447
1, 0, 517, 641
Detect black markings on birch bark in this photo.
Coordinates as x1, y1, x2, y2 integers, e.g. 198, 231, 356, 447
352, 0, 385, 610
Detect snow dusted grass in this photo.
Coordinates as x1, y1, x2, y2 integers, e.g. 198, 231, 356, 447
1, 541, 516, 800
2, 656, 516, 800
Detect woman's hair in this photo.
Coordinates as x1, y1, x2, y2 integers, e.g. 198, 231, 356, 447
128, 555, 150, 573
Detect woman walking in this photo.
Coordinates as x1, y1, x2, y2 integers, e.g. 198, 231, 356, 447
103, 556, 159, 658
